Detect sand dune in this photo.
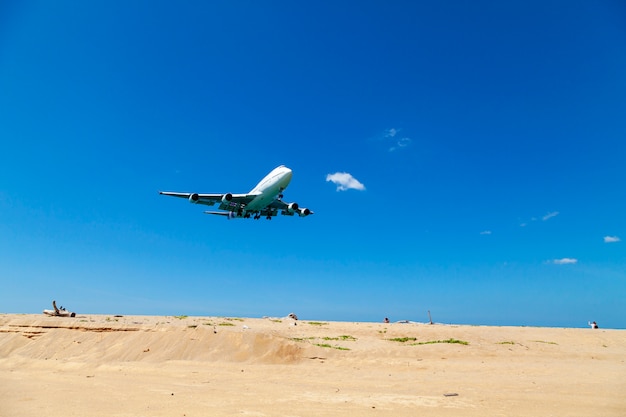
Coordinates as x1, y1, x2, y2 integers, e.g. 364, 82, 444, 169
1, 314, 624, 416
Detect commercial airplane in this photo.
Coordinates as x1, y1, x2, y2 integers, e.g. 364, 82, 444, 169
159, 165, 313, 220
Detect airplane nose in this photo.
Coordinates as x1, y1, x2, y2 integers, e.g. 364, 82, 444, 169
280, 168, 293, 188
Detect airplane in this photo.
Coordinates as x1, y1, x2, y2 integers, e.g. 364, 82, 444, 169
159, 165, 313, 220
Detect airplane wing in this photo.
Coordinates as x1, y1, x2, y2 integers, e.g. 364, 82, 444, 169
268, 199, 314, 217
159, 191, 257, 211
202, 199, 313, 219
268, 199, 291, 211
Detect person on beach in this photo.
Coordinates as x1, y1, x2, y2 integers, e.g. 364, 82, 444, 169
588, 321, 598, 329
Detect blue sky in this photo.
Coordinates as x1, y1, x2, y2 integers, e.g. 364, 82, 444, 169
1, 1, 625, 328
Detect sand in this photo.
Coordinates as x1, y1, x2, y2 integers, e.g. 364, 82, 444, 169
1, 314, 624, 417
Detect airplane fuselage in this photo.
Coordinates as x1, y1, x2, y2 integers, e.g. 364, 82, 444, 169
246, 165, 293, 211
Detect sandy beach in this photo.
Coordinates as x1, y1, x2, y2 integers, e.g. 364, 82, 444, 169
1, 313, 624, 416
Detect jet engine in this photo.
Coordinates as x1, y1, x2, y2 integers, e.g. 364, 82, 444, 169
298, 208, 311, 217
287, 202, 299, 213
188, 193, 199, 203
221, 193, 233, 203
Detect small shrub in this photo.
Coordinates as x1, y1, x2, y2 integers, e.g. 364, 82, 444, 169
532, 340, 558, 345
388, 337, 417, 343
291, 337, 315, 342
315, 343, 350, 351
413, 338, 469, 346
322, 335, 357, 341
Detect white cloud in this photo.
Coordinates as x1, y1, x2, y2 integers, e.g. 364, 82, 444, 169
389, 137, 412, 152
604, 236, 621, 243
519, 217, 539, 227
383, 128, 412, 152
542, 211, 559, 221
480, 230, 492, 235
326, 172, 366, 192
552, 258, 578, 265
384, 128, 398, 138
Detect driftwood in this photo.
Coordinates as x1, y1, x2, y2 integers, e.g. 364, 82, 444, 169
43, 300, 75, 317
